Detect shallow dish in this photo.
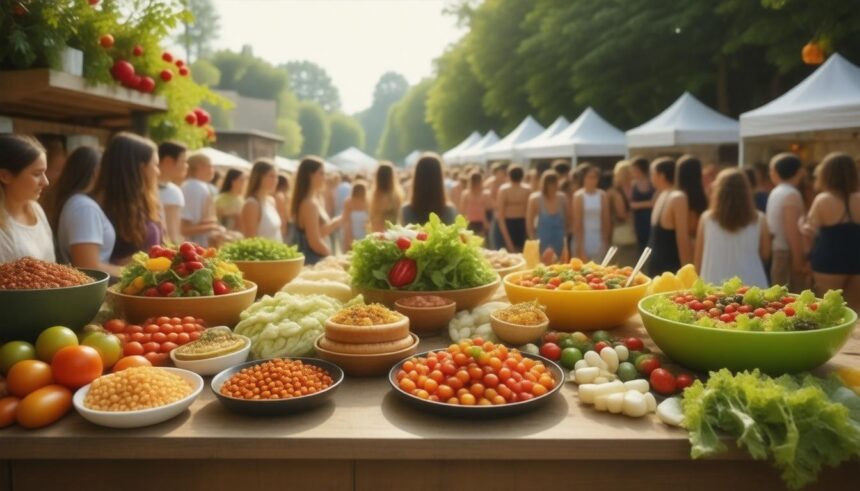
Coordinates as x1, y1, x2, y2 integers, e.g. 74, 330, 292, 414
314, 333, 419, 377
394, 297, 457, 335
639, 292, 858, 374
355, 278, 500, 311
503, 271, 650, 331
73, 367, 203, 428
490, 313, 549, 346
106, 281, 257, 327
233, 257, 304, 297
493, 258, 527, 278
0, 269, 109, 342
169, 335, 251, 376
388, 352, 563, 417
210, 357, 344, 416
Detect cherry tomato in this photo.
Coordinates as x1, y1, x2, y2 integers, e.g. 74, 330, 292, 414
649, 368, 677, 395
539, 342, 561, 361
51, 346, 103, 389
160, 342, 178, 353
593, 341, 611, 354
543, 332, 560, 344
123, 342, 144, 356
157, 281, 176, 296
0, 396, 19, 428
676, 373, 694, 391
213, 280, 230, 295
16, 385, 72, 429
395, 237, 411, 250
416, 231, 428, 241
144, 352, 168, 366
112, 355, 152, 372
624, 337, 644, 351
103, 319, 127, 334
635, 354, 661, 375
7, 360, 53, 398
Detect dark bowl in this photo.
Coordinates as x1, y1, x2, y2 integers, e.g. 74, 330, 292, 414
388, 351, 564, 418
211, 357, 344, 416
0, 269, 109, 343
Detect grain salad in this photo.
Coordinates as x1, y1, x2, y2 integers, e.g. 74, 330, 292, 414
84, 367, 192, 411
329, 303, 403, 326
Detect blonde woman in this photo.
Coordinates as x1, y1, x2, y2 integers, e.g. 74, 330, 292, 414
369, 162, 403, 232
607, 161, 638, 266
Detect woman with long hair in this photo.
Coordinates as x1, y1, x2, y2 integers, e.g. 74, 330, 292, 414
342, 180, 369, 251
629, 156, 654, 253
695, 169, 769, 287
401, 153, 457, 225
92, 132, 162, 264
460, 171, 489, 237
803, 152, 860, 311
676, 155, 709, 241
606, 161, 638, 266
291, 157, 342, 264
52, 146, 120, 276
241, 160, 282, 242
0, 134, 54, 262
369, 162, 403, 232
526, 172, 568, 261
274, 174, 291, 238
572, 163, 611, 261
216, 168, 247, 232
646, 157, 684, 276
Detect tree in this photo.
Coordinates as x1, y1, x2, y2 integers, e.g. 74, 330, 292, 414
176, 0, 220, 62
283, 60, 342, 112
297, 101, 330, 157
190, 58, 220, 86
377, 80, 438, 161
376, 108, 401, 162
356, 72, 410, 153
277, 117, 303, 157
328, 113, 366, 156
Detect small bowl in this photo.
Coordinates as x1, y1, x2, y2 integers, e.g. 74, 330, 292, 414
73, 367, 203, 428
211, 358, 344, 416
106, 281, 257, 327
169, 335, 251, 376
493, 258, 527, 278
355, 278, 500, 311
394, 296, 457, 335
232, 257, 304, 297
490, 313, 549, 346
0, 269, 109, 343
314, 333, 420, 377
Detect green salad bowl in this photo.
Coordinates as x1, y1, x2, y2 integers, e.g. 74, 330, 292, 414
638, 292, 858, 375
0, 269, 109, 343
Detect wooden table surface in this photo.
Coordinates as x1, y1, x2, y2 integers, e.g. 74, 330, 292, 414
2, 318, 858, 463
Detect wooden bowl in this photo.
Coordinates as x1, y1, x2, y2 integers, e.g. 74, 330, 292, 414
355, 278, 500, 311
233, 257, 304, 297
493, 258, 526, 279
490, 313, 549, 346
106, 281, 257, 327
314, 333, 419, 377
393, 297, 457, 336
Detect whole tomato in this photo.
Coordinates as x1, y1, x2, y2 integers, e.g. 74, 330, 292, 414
6, 360, 53, 398
649, 368, 677, 395
112, 356, 152, 373
16, 385, 72, 429
539, 342, 561, 361
0, 396, 19, 428
388, 258, 417, 288
51, 346, 103, 389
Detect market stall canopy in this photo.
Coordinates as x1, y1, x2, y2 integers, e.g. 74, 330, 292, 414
442, 131, 482, 164
515, 116, 570, 158
522, 109, 626, 159
458, 130, 501, 165
195, 147, 252, 171
740, 53, 860, 138
328, 146, 378, 175
483, 116, 546, 162
626, 92, 739, 148
404, 150, 422, 168
275, 156, 298, 173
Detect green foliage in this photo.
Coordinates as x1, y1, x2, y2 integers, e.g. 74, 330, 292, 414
297, 100, 330, 157
175, 0, 220, 62
277, 117, 303, 157
283, 60, 342, 113
377, 79, 438, 161
211, 47, 287, 100
327, 113, 366, 156
376, 108, 401, 162
190, 58, 220, 86
356, 71, 409, 155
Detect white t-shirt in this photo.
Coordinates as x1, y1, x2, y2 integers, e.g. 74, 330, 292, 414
158, 181, 185, 226
766, 183, 803, 252
0, 202, 56, 263
57, 194, 116, 265
181, 178, 213, 245
246, 196, 283, 243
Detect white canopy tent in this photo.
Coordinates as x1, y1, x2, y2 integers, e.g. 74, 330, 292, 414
442, 131, 482, 165
483, 116, 545, 162
740, 53, 860, 164
626, 92, 739, 148
458, 130, 500, 165
520, 109, 626, 160
328, 146, 378, 175
274, 156, 298, 173
404, 150, 422, 168
514, 116, 570, 158
195, 147, 252, 171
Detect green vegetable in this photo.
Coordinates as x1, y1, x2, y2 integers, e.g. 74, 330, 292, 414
219, 238, 302, 261
233, 292, 344, 358
682, 369, 860, 489
350, 214, 496, 291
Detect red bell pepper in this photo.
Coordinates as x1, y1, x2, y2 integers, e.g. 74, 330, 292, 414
388, 258, 417, 288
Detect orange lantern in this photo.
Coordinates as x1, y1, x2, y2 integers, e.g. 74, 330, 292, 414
802, 42, 825, 65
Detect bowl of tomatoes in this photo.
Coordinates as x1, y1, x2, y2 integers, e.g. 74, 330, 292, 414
503, 259, 650, 331
639, 279, 858, 374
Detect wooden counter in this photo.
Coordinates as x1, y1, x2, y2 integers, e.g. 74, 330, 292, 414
2, 320, 858, 491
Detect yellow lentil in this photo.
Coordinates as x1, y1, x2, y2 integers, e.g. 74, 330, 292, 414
84, 367, 192, 411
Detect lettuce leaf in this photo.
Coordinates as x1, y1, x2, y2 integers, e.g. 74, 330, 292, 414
721, 277, 744, 295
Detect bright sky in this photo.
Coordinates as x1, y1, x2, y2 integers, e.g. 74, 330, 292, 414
211, 0, 466, 114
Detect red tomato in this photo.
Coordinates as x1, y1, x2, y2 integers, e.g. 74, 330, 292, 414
51, 346, 103, 389
636, 355, 661, 376
624, 337, 644, 351
539, 342, 561, 361
16, 385, 72, 429
0, 396, 19, 428
160, 342, 178, 353
593, 341, 611, 354
395, 236, 411, 250
213, 280, 230, 295
177, 333, 191, 345
124, 342, 144, 356
112, 355, 152, 372
675, 373, 694, 391
104, 319, 127, 334
649, 368, 677, 395
144, 352, 168, 366
7, 360, 53, 398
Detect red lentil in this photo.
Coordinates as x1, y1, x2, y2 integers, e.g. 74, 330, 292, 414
220, 359, 333, 400
0, 258, 93, 289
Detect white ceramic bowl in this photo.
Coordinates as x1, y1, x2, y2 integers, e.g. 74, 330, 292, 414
73, 367, 203, 429
169, 335, 252, 376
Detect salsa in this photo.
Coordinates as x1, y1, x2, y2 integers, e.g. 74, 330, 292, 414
516, 259, 645, 291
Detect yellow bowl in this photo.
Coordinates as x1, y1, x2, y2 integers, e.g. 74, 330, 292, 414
502, 271, 651, 331
233, 257, 304, 297
106, 281, 257, 328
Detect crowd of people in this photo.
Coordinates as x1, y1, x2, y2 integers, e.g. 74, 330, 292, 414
0, 132, 858, 310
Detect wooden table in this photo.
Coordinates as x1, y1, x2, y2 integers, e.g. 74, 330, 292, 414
1, 320, 857, 491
